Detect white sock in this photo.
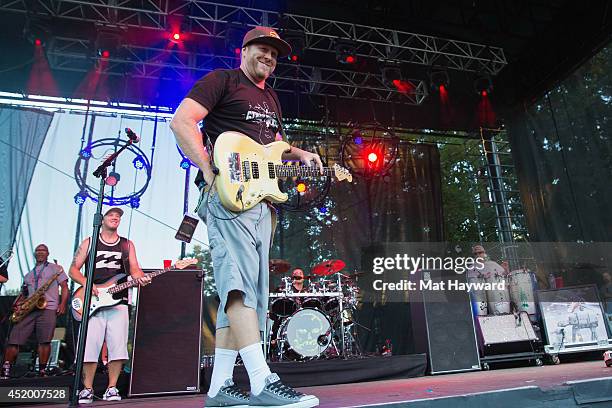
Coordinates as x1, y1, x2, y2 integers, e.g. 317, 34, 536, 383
208, 348, 238, 397
239, 342, 272, 395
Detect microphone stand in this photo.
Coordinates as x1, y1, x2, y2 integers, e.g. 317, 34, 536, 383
69, 137, 134, 407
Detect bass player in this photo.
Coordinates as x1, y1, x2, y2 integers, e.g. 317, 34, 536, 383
69, 207, 151, 403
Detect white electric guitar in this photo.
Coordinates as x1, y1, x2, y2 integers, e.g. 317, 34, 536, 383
71, 258, 197, 321
213, 131, 353, 211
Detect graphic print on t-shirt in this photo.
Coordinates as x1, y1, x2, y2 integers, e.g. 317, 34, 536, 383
245, 100, 279, 141
96, 250, 122, 270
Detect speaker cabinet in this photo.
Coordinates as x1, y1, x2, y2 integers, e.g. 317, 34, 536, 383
129, 269, 203, 396
410, 269, 480, 374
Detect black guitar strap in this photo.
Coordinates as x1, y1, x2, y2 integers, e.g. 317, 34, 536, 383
266, 87, 288, 142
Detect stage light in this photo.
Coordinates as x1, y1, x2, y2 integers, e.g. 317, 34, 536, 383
132, 156, 145, 170
225, 22, 245, 56
367, 152, 379, 163
79, 148, 92, 159
105, 171, 120, 186
284, 30, 305, 63
474, 72, 493, 96
180, 158, 191, 169
335, 39, 357, 65
319, 206, 328, 214
74, 192, 87, 205
354, 136, 363, 145
429, 69, 450, 92
173, 32, 181, 41
130, 197, 140, 209
23, 18, 51, 47
296, 181, 307, 193
95, 27, 123, 60
382, 63, 402, 86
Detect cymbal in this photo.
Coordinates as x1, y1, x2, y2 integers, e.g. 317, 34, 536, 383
312, 259, 346, 276
269, 259, 291, 274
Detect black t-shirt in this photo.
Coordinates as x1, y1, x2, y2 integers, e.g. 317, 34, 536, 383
185, 68, 283, 187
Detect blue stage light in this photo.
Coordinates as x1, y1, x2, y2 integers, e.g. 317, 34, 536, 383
74, 192, 87, 205
132, 156, 145, 170
319, 206, 328, 214
80, 148, 92, 159
129, 197, 140, 209
180, 158, 191, 169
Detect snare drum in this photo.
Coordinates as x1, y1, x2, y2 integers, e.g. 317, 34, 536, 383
277, 308, 332, 359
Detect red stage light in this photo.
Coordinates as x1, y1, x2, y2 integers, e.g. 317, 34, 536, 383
34, 38, 42, 46
367, 152, 378, 163
101, 50, 110, 58
481, 90, 488, 97
234, 47, 241, 55
291, 55, 298, 62
296, 182, 307, 193
345, 55, 355, 64
439, 84, 446, 92
172, 32, 181, 41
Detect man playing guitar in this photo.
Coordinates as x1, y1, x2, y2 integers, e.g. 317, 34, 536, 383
69, 207, 151, 403
171, 26, 320, 407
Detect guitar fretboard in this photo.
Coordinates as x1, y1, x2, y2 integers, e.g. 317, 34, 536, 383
108, 267, 169, 294
274, 165, 335, 178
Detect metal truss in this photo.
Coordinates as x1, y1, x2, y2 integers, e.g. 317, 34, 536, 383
1, 0, 507, 75
47, 36, 428, 104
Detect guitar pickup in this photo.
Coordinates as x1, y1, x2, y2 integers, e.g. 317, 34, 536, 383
242, 161, 251, 180
251, 162, 260, 179
268, 162, 275, 179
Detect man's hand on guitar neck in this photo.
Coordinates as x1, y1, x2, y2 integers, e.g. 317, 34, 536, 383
282, 146, 324, 174
135, 275, 152, 287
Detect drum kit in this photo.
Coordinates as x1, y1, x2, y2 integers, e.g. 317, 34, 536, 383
265, 259, 364, 361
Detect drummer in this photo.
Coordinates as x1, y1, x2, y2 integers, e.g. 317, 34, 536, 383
288, 268, 307, 293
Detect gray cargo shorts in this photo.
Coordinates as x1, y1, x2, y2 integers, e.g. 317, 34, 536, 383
197, 187, 272, 332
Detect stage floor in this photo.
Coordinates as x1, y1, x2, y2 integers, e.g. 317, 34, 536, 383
17, 360, 612, 407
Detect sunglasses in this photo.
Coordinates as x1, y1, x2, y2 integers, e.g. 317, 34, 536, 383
292, 276, 304, 281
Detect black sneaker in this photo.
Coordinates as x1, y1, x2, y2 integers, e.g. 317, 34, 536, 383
249, 373, 319, 407
205, 378, 249, 407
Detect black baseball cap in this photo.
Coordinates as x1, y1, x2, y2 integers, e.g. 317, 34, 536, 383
242, 26, 292, 57
104, 207, 124, 217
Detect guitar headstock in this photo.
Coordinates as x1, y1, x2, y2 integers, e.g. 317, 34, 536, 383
332, 164, 353, 183
174, 258, 198, 270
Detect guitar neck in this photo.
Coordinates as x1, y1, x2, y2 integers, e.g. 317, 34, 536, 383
275, 165, 335, 178
108, 267, 169, 294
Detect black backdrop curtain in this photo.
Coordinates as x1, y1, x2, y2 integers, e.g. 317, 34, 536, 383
507, 44, 612, 243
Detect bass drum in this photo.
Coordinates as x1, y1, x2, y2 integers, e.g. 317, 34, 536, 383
277, 308, 331, 359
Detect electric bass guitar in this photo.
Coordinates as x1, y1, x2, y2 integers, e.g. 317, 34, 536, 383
213, 131, 352, 211
71, 258, 197, 321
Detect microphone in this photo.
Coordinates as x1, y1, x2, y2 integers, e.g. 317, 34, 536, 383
125, 128, 140, 143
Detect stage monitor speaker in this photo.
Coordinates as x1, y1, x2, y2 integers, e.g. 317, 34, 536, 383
410, 269, 480, 374
129, 269, 203, 396
478, 313, 541, 356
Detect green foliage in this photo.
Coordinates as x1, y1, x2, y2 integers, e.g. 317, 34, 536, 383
185, 244, 216, 295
